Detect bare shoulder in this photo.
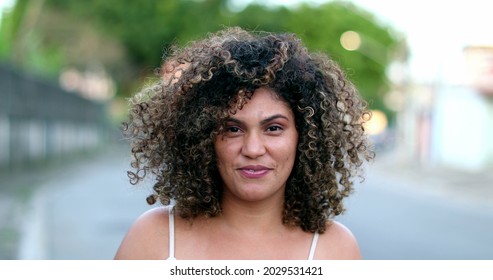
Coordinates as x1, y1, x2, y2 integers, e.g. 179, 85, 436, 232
114, 206, 170, 260
315, 220, 362, 260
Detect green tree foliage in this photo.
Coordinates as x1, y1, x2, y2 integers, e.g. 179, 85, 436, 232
1, 0, 65, 76
1, 0, 402, 116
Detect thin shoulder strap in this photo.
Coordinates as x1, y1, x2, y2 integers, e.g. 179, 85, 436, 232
307, 232, 319, 260
167, 208, 176, 260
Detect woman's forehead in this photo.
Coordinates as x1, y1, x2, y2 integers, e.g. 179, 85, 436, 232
229, 87, 293, 117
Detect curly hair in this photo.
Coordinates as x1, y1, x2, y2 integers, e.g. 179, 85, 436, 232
123, 27, 374, 233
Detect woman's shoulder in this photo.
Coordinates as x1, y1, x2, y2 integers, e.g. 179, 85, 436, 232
114, 206, 171, 260
315, 220, 362, 260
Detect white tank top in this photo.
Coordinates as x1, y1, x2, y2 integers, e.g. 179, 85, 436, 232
167, 209, 320, 260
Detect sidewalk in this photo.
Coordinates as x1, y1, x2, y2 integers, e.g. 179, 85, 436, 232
16, 144, 152, 259
8, 146, 493, 259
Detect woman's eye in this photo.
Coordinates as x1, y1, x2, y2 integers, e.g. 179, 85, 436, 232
267, 125, 283, 132
226, 126, 241, 133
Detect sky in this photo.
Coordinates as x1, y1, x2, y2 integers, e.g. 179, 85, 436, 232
2, 0, 491, 83
0, 0, 14, 15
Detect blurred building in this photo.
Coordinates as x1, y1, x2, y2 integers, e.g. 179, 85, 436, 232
397, 45, 493, 171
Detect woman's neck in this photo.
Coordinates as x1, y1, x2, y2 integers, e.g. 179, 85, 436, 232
217, 192, 286, 236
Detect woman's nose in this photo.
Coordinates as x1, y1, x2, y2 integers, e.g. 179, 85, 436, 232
241, 132, 266, 158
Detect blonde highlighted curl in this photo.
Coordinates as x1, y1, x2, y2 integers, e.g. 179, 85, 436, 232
123, 27, 374, 233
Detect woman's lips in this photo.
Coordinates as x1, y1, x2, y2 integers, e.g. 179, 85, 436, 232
238, 165, 271, 178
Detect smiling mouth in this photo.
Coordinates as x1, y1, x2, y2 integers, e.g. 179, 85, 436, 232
243, 169, 268, 174
238, 166, 271, 178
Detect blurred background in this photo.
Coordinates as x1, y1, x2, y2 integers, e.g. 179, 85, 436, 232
0, 0, 492, 260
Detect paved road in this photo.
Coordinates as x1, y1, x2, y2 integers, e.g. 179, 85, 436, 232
338, 167, 493, 259
18, 145, 152, 259
16, 146, 493, 260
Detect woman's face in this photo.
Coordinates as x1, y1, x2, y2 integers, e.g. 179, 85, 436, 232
214, 87, 298, 203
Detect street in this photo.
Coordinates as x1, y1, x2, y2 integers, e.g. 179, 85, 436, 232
16, 145, 493, 260
339, 170, 493, 259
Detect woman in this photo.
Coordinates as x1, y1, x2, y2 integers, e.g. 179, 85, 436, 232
115, 27, 374, 260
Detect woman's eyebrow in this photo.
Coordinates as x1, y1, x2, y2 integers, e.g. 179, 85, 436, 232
225, 114, 289, 125
225, 117, 242, 124
260, 114, 289, 125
